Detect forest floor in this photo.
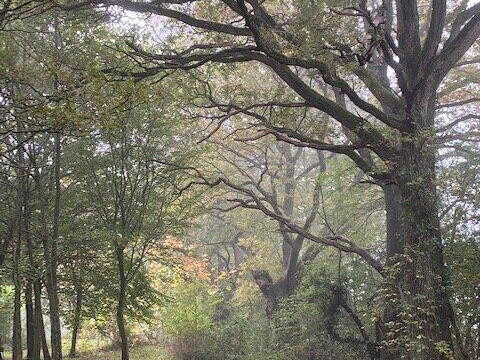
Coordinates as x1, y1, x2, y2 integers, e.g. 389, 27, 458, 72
76, 345, 172, 359
3, 345, 173, 360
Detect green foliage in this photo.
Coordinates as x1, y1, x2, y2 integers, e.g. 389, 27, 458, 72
159, 279, 219, 359
158, 273, 276, 360
270, 260, 378, 360
0, 285, 13, 339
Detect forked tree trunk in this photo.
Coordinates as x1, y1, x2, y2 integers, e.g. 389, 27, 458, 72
34, 280, 51, 360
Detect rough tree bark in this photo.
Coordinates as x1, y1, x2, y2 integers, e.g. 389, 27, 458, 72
393, 98, 452, 359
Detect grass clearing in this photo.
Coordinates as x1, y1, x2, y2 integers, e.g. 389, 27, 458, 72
3, 345, 173, 360
76, 345, 173, 360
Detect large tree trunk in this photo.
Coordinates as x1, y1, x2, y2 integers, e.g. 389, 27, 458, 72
69, 285, 83, 358
396, 147, 451, 360
116, 246, 129, 360
388, 97, 452, 360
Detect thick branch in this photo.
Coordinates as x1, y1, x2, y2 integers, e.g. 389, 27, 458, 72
420, 0, 446, 71
60, 0, 252, 36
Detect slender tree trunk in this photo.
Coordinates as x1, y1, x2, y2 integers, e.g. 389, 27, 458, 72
69, 285, 83, 358
22, 169, 36, 360
13, 124, 25, 360
24, 186, 42, 360
464, 323, 474, 359
0, 219, 14, 268
34, 280, 51, 360
279, 144, 297, 271
116, 246, 129, 360
45, 21, 63, 360
12, 230, 23, 360
40, 213, 59, 360
25, 281, 34, 360
38, 132, 63, 360
49, 132, 63, 360
38, 169, 62, 360
476, 320, 480, 360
